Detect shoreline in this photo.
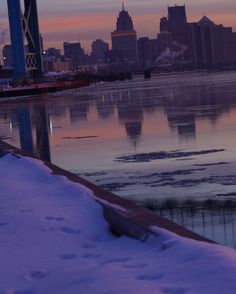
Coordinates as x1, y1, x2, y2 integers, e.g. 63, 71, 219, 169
0, 140, 213, 243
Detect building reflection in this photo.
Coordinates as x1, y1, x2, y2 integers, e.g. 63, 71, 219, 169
166, 107, 196, 141
116, 90, 144, 147
177, 121, 196, 141
69, 99, 90, 123
163, 82, 234, 141
163, 87, 196, 141
96, 94, 115, 120
125, 121, 142, 147
1, 75, 236, 160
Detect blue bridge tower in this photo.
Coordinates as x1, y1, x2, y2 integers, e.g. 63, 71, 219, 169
7, 0, 43, 79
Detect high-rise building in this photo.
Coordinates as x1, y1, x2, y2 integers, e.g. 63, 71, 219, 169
168, 5, 187, 25
137, 37, 159, 68
159, 5, 192, 62
111, 3, 138, 63
233, 33, 236, 64
157, 32, 172, 56
168, 5, 190, 49
63, 42, 84, 71
138, 37, 152, 67
160, 17, 169, 32
45, 48, 61, 58
190, 16, 235, 68
91, 39, 109, 63
157, 4, 236, 69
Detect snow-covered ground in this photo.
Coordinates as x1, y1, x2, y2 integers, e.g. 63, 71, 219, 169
1, 153, 236, 294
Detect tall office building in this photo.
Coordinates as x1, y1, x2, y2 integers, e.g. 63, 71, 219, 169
190, 16, 235, 68
160, 17, 169, 32
63, 42, 84, 71
157, 32, 172, 56
137, 37, 159, 68
233, 33, 236, 64
168, 5, 187, 25
110, 3, 138, 63
159, 5, 192, 62
45, 48, 61, 58
138, 37, 152, 67
168, 5, 190, 48
91, 39, 109, 63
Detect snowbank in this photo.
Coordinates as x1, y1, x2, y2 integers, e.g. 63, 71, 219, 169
0, 153, 236, 294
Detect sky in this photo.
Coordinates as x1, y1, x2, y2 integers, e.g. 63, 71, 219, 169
0, 0, 236, 52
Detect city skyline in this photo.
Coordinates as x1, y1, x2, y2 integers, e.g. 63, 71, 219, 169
0, 1, 236, 52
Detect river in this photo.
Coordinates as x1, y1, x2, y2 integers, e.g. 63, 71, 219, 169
1, 71, 236, 247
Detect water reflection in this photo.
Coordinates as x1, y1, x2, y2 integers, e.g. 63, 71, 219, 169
96, 95, 115, 120
69, 99, 90, 123
117, 91, 143, 147
2, 74, 234, 151
1, 72, 236, 247
1, 103, 51, 162
17, 106, 34, 154
33, 105, 51, 162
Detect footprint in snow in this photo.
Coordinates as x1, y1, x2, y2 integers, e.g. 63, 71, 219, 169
81, 243, 97, 249
161, 287, 187, 294
136, 273, 163, 281
13, 290, 35, 294
82, 253, 101, 259
0, 222, 9, 227
45, 216, 65, 222
102, 257, 131, 264
123, 263, 148, 269
28, 271, 48, 280
59, 227, 81, 235
58, 253, 78, 260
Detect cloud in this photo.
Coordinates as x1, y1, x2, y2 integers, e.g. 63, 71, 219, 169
1, 0, 236, 51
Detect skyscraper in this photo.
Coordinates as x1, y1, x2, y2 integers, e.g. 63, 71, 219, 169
111, 3, 138, 63
91, 39, 109, 63
160, 17, 169, 32
159, 5, 192, 63
138, 37, 152, 67
190, 16, 235, 68
167, 5, 189, 47
168, 5, 187, 25
63, 42, 84, 71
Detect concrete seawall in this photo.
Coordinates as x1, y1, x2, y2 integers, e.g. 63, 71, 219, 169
0, 140, 214, 244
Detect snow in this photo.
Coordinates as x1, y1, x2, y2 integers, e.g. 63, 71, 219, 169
0, 153, 236, 294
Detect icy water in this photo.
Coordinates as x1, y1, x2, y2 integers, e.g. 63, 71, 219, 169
1, 71, 236, 247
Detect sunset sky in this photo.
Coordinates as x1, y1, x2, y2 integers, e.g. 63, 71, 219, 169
0, 0, 236, 52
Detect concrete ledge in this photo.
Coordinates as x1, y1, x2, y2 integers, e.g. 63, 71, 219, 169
0, 140, 215, 244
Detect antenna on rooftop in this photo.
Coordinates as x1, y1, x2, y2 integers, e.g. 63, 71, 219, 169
122, 2, 125, 11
